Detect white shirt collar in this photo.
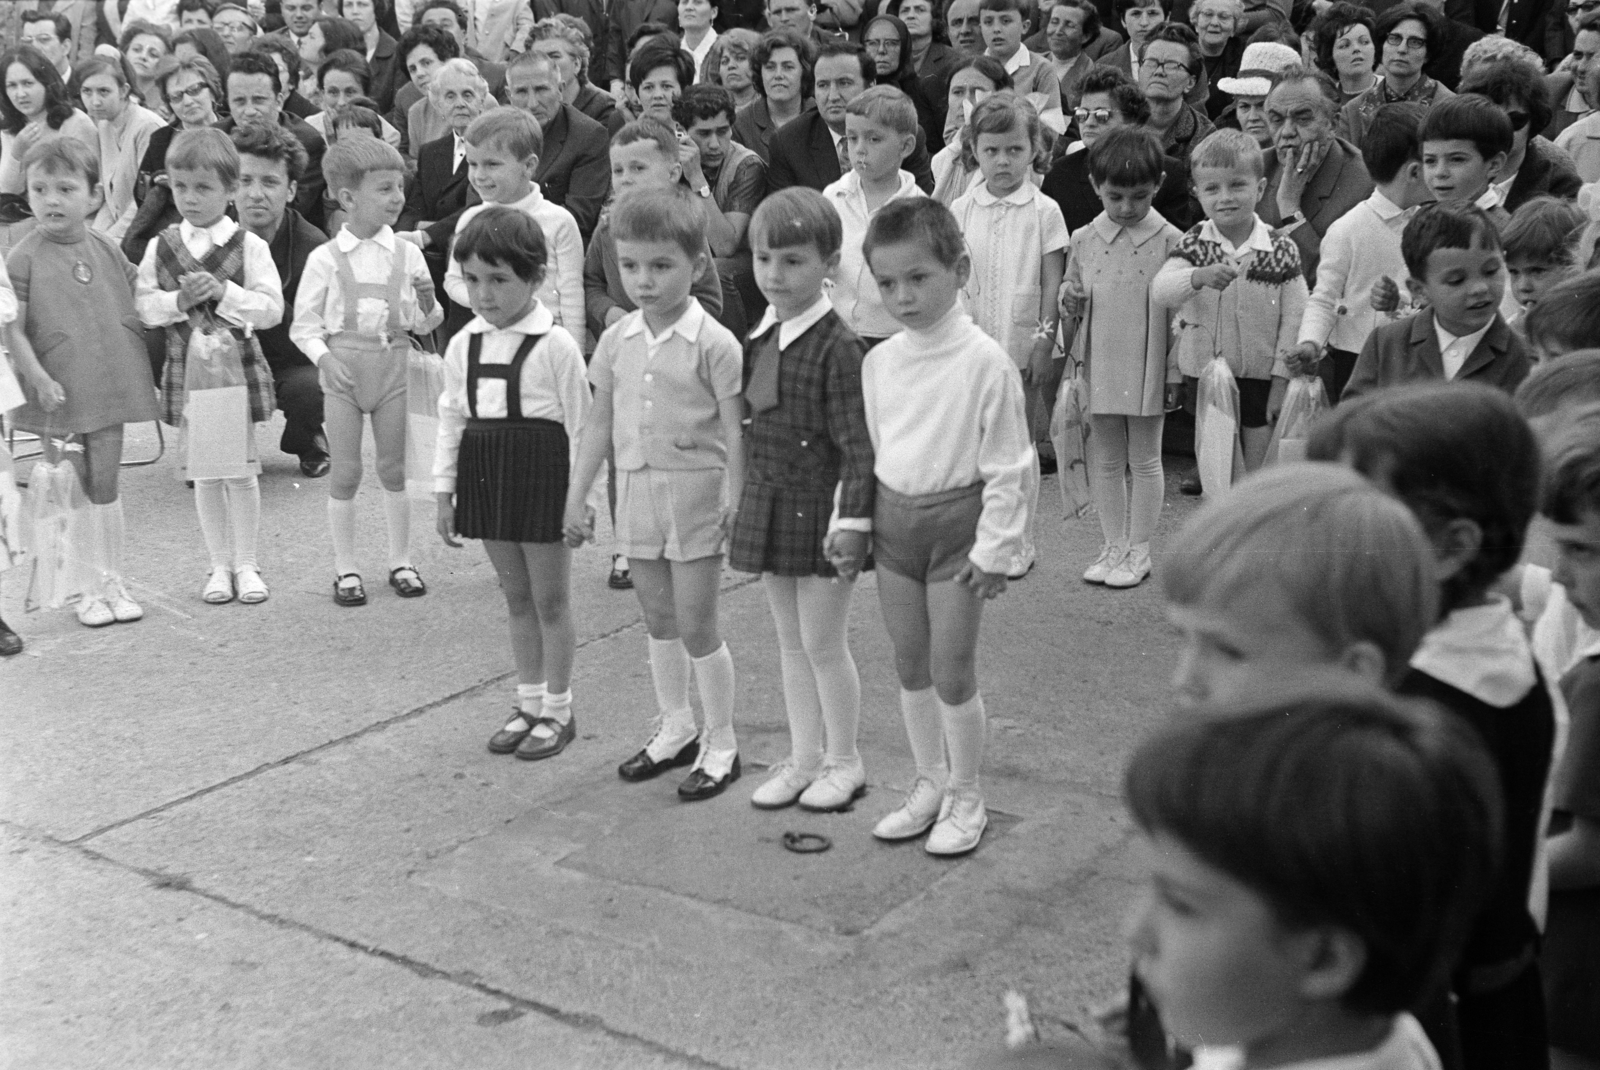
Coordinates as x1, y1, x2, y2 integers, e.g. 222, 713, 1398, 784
750, 293, 833, 349
1199, 215, 1273, 257
1091, 208, 1168, 246
999, 47, 1031, 74
621, 297, 707, 344
1492, 171, 1516, 202
971, 181, 1036, 207
334, 223, 397, 252
1411, 597, 1538, 707
465, 300, 555, 335
1434, 315, 1494, 379
829, 168, 920, 205
179, 215, 239, 248
1474, 185, 1502, 212
1367, 188, 1407, 220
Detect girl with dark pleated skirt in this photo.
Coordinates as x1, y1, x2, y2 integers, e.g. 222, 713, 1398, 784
434, 207, 599, 762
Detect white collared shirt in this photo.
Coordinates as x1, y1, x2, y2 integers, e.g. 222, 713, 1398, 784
1411, 595, 1538, 709
1474, 184, 1503, 212
825, 169, 928, 338
750, 293, 834, 350
1000, 46, 1031, 74
1298, 188, 1417, 352
630, 296, 707, 356
1199, 215, 1275, 259
1434, 316, 1493, 380
452, 133, 467, 174
950, 180, 1070, 366
443, 183, 585, 334
133, 214, 284, 333
1090, 207, 1170, 247
290, 224, 444, 363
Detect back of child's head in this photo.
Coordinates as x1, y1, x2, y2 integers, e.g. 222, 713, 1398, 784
1514, 349, 1600, 423
1400, 201, 1501, 281
1502, 195, 1587, 267
1524, 270, 1600, 358
1125, 679, 1504, 1016
968, 91, 1042, 161
1164, 462, 1439, 685
1360, 102, 1424, 185
862, 196, 966, 271
452, 204, 549, 283
610, 116, 678, 161
845, 83, 919, 138
23, 132, 99, 189
1189, 127, 1264, 180
322, 134, 405, 196
1307, 381, 1542, 611
165, 126, 240, 185
332, 101, 384, 139
748, 186, 843, 259
1541, 403, 1600, 526
464, 104, 543, 160
1087, 125, 1164, 188
610, 185, 705, 259
1418, 92, 1513, 164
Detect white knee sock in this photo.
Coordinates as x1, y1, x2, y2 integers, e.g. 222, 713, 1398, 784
812, 644, 861, 765
900, 686, 946, 784
94, 499, 126, 583
195, 480, 233, 569
779, 647, 825, 772
70, 504, 101, 595
942, 692, 987, 795
225, 476, 260, 572
648, 636, 694, 735
692, 643, 737, 754
383, 489, 411, 570
327, 497, 358, 576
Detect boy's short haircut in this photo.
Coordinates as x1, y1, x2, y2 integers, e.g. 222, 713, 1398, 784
22, 133, 100, 189
1524, 270, 1600, 357
231, 118, 308, 183
845, 84, 918, 137
1189, 127, 1264, 179
1541, 403, 1600, 525
1307, 381, 1542, 610
452, 205, 550, 283
1400, 201, 1501, 281
1125, 678, 1504, 1015
321, 134, 406, 196
863, 197, 966, 270
1164, 462, 1439, 684
610, 186, 706, 259
978, 0, 1026, 14
1513, 349, 1600, 420
1360, 101, 1425, 184
749, 186, 843, 259
1418, 92, 1514, 165
464, 105, 543, 161
1088, 125, 1165, 187
166, 126, 240, 185
610, 116, 678, 162
1501, 195, 1587, 267
334, 102, 384, 137
673, 84, 738, 129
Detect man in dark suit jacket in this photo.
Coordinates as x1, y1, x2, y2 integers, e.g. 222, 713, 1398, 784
398, 129, 475, 300
508, 53, 615, 241
766, 42, 937, 193
1342, 308, 1532, 401
218, 53, 330, 230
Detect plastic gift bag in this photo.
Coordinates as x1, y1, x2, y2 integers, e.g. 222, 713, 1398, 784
0, 442, 24, 575
1266, 375, 1329, 465
1193, 355, 1244, 497
22, 434, 88, 610
406, 345, 446, 501
183, 324, 255, 481
1048, 359, 1093, 519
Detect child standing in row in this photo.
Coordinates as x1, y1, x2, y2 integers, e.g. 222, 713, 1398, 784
135, 128, 284, 607
859, 198, 1032, 856
1153, 129, 1306, 478
735, 188, 876, 813
1060, 127, 1181, 590
950, 92, 1065, 581
435, 208, 592, 762
565, 187, 747, 802
5, 135, 159, 628
293, 137, 444, 607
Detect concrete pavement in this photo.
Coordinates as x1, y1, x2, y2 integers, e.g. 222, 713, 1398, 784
1, 420, 1197, 1069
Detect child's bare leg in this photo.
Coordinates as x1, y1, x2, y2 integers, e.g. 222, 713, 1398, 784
78, 425, 124, 506
629, 557, 697, 748
672, 555, 736, 758
877, 568, 946, 783
485, 539, 545, 688
523, 542, 574, 694
324, 393, 366, 583
926, 578, 986, 794
369, 394, 412, 572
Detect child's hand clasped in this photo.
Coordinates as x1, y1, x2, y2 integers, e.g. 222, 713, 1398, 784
178, 271, 225, 309
823, 530, 868, 581
436, 492, 461, 547
1284, 341, 1321, 377
1370, 275, 1400, 313
954, 562, 1007, 599
1192, 264, 1240, 291
562, 500, 595, 548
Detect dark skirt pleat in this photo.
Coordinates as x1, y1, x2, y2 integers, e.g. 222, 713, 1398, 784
456, 418, 568, 543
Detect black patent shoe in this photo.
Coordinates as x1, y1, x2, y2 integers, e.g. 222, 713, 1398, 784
514, 715, 576, 761
1179, 471, 1203, 496
678, 754, 741, 801
487, 709, 533, 754
0, 617, 22, 657
617, 735, 699, 781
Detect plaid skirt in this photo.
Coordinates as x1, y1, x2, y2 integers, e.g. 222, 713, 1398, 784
456, 417, 567, 543
731, 481, 856, 577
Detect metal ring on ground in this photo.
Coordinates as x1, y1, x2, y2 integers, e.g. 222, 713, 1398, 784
781, 831, 832, 854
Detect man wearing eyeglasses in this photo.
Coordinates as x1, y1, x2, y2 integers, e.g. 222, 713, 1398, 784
1337, 0, 1454, 148
1136, 23, 1214, 162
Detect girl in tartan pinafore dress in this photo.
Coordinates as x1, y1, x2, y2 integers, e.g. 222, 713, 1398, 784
730, 189, 878, 813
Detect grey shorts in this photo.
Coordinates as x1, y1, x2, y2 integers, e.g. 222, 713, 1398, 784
872, 481, 983, 584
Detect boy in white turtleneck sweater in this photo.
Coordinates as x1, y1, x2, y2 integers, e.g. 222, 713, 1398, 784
847, 198, 1033, 857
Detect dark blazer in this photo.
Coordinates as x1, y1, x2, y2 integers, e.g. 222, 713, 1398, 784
732, 96, 782, 162
367, 30, 402, 115
603, 0, 680, 85
1342, 311, 1532, 401
1257, 136, 1373, 284
258, 208, 328, 375
573, 82, 626, 135
766, 108, 936, 194
536, 104, 612, 243
1505, 135, 1584, 213
400, 131, 473, 256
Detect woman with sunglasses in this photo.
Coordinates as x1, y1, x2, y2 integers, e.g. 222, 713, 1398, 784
1337, 0, 1452, 148
1459, 57, 1583, 213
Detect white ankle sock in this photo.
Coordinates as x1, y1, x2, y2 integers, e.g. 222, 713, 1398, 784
779, 647, 825, 772
648, 636, 694, 736
692, 643, 737, 753
541, 688, 573, 725
900, 686, 946, 784
225, 476, 260, 572
516, 681, 547, 714
942, 692, 987, 795
327, 497, 358, 577
383, 489, 411, 570
195, 480, 233, 569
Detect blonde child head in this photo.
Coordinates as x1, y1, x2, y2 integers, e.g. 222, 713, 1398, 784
321, 134, 406, 198
844, 84, 918, 181
966, 90, 1045, 187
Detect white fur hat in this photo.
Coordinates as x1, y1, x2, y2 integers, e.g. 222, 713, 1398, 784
1216, 42, 1302, 98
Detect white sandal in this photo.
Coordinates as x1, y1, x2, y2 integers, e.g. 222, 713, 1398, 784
234, 567, 269, 605
202, 567, 235, 605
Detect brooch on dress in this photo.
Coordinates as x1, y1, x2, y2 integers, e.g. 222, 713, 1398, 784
72, 259, 92, 284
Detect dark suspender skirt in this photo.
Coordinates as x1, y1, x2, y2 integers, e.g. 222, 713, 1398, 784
454, 331, 570, 543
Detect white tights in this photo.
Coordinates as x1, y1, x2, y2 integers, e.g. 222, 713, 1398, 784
1088, 414, 1164, 547
763, 573, 861, 770
194, 475, 260, 571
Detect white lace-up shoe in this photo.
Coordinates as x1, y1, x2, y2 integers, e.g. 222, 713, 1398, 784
798, 758, 867, 811
1082, 544, 1125, 584
750, 759, 818, 809
924, 790, 988, 856
872, 776, 945, 841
